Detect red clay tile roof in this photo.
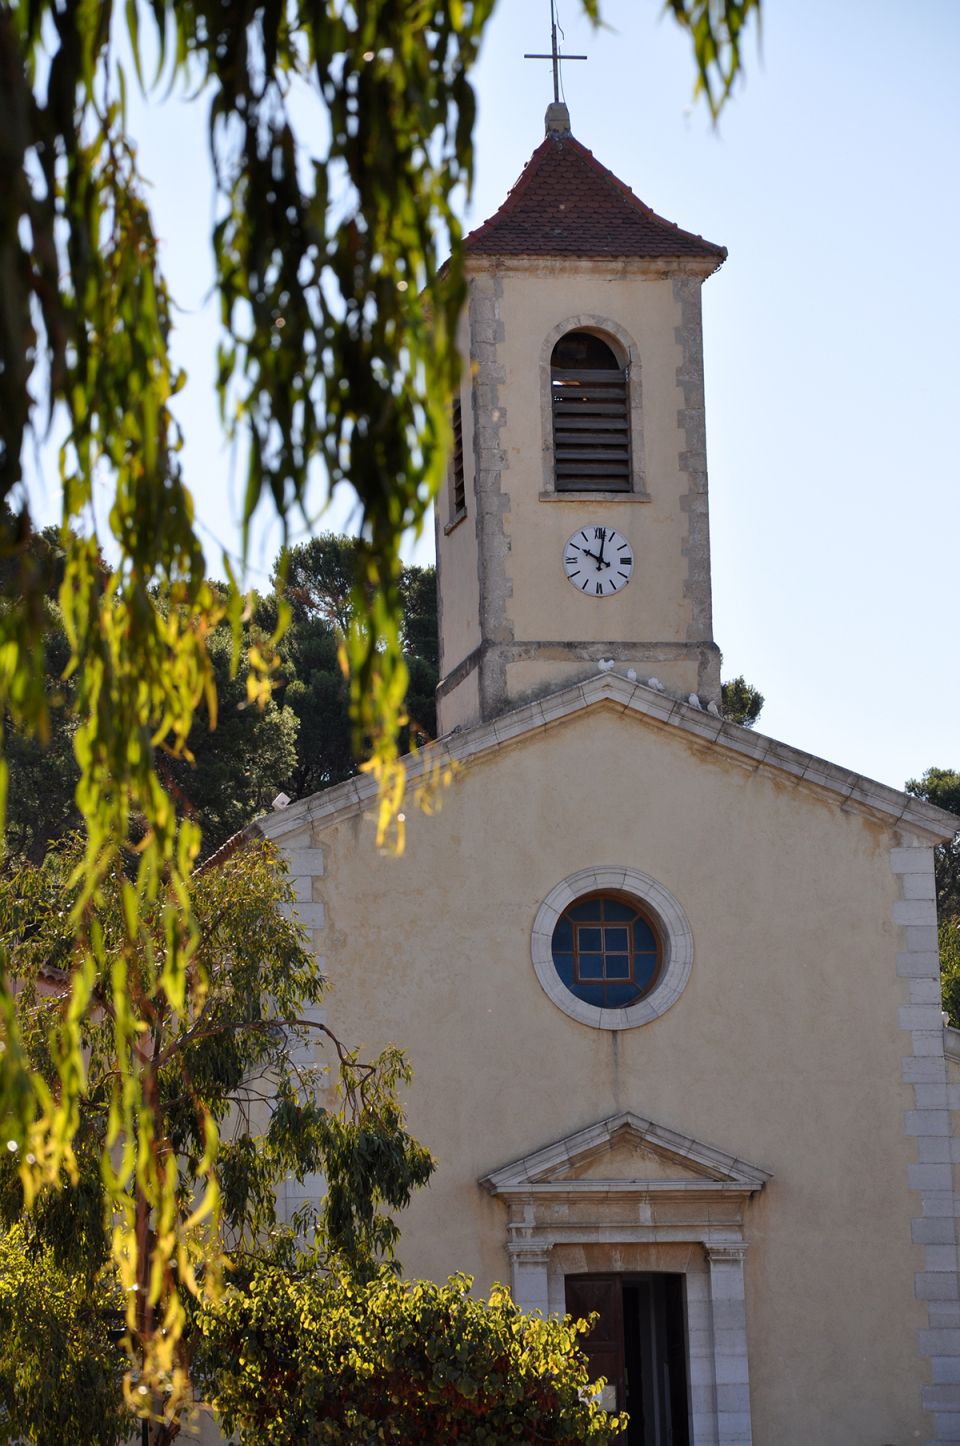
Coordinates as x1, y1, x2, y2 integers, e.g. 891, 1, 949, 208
464, 134, 726, 264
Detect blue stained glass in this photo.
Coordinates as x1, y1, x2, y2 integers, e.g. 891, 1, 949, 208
633, 919, 656, 951
605, 982, 640, 1007
553, 919, 573, 951
634, 953, 658, 989
553, 953, 574, 985
550, 894, 662, 1012
572, 981, 605, 1006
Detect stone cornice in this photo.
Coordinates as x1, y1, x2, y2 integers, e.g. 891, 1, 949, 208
256, 672, 958, 847
488, 1181, 761, 1199
465, 254, 718, 281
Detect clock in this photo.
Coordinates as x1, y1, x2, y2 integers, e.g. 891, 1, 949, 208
562, 524, 633, 597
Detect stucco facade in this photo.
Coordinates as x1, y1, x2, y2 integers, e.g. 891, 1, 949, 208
256, 116, 960, 1445
260, 678, 959, 1446
436, 258, 723, 733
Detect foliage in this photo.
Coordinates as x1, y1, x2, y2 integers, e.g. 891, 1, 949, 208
0, 1225, 128, 1446
399, 564, 440, 674
0, 836, 432, 1434
940, 922, 960, 1029
3, 621, 80, 864
163, 620, 300, 856
283, 535, 363, 636
905, 768, 960, 1020
271, 536, 438, 805
196, 1268, 625, 1445
664, 0, 761, 119
0, 0, 761, 1403
720, 674, 764, 728
0, 517, 82, 860
1, 531, 438, 860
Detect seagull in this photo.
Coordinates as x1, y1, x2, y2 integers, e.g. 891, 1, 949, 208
647, 676, 664, 691
626, 668, 637, 682
706, 700, 721, 717
688, 693, 702, 709
597, 658, 615, 672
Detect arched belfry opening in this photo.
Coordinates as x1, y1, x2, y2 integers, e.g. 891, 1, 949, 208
550, 330, 630, 492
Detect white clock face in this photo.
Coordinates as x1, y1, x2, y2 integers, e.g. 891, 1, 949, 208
563, 525, 633, 597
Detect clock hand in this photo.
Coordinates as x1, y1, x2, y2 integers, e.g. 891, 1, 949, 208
580, 539, 610, 570
596, 529, 609, 568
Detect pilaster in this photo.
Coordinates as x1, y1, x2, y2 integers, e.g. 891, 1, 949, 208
507, 1240, 552, 1316
705, 1243, 754, 1446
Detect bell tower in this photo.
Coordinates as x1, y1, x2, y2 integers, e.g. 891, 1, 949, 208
435, 106, 727, 735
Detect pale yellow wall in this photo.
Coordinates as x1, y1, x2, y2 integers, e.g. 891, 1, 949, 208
495, 266, 695, 646
436, 257, 719, 730
436, 510, 480, 676
304, 709, 930, 1446
436, 664, 480, 734
504, 654, 702, 707
436, 309, 482, 677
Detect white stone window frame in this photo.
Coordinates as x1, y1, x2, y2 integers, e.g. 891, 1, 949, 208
539, 315, 650, 501
531, 866, 693, 1030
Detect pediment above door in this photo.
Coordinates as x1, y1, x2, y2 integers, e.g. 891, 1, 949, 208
479, 1112, 770, 1239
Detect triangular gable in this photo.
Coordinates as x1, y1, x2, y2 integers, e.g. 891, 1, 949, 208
256, 672, 958, 847
479, 1112, 770, 1199
463, 133, 726, 265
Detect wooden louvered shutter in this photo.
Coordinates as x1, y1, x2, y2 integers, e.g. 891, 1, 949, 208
552, 331, 631, 492
451, 396, 466, 516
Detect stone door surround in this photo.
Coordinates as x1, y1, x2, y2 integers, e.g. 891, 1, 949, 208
480, 1112, 770, 1446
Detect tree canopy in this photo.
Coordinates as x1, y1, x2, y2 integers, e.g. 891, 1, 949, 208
0, 0, 762, 1407
3, 530, 440, 861
906, 769, 960, 922
196, 1269, 624, 1446
0, 834, 433, 1438
0, 1225, 129, 1446
906, 768, 960, 1025
720, 674, 764, 729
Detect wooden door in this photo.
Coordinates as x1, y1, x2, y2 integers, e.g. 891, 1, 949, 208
565, 1273, 626, 1412
566, 1273, 690, 1446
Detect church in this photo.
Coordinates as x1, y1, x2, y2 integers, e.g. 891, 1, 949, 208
259, 103, 960, 1446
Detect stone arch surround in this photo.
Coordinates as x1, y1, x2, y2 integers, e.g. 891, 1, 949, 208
538, 312, 649, 499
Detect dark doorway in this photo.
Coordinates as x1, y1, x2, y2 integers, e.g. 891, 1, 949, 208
565, 1273, 690, 1446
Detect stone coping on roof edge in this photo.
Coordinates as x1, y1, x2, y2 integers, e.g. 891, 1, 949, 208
254, 673, 959, 847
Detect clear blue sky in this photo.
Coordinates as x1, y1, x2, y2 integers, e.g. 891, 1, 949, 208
28, 0, 960, 792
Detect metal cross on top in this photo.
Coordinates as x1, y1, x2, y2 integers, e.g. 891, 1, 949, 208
524, 0, 587, 105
